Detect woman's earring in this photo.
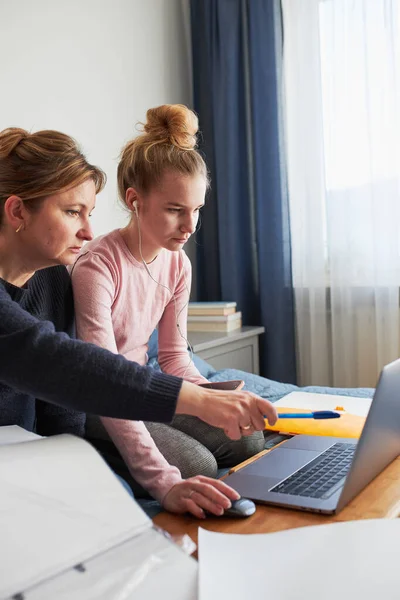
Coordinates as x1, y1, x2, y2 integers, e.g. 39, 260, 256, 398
15, 224, 23, 233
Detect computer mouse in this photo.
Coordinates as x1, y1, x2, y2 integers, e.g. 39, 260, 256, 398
223, 497, 256, 518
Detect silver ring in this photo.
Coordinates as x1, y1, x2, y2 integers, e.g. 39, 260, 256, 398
188, 490, 194, 498
241, 424, 252, 431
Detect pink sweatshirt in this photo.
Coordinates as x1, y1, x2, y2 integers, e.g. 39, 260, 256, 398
71, 229, 207, 502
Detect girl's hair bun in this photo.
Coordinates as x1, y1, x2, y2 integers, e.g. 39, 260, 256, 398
143, 104, 199, 150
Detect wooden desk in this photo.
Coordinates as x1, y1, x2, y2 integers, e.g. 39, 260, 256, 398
153, 454, 400, 549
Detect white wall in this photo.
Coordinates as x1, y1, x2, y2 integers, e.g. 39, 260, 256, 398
0, 0, 192, 235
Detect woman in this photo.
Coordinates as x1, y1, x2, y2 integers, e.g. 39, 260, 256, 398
0, 126, 277, 516
71, 105, 277, 518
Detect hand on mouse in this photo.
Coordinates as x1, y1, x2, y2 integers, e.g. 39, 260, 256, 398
162, 476, 240, 519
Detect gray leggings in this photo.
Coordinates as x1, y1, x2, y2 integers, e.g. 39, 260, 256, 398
89, 415, 265, 499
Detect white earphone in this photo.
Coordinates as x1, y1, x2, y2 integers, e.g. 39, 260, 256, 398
133, 199, 194, 376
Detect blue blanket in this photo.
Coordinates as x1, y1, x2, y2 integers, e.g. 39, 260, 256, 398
208, 368, 374, 402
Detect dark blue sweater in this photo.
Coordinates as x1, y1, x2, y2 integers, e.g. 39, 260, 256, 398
0, 267, 85, 435
0, 267, 182, 424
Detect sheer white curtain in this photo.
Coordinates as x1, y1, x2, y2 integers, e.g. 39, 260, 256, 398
282, 0, 400, 387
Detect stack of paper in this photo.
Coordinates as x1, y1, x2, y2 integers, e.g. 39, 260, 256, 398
0, 426, 197, 600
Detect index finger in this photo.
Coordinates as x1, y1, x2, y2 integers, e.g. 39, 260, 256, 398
256, 397, 278, 426
197, 476, 241, 501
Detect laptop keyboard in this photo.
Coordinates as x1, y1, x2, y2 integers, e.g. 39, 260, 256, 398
270, 442, 356, 500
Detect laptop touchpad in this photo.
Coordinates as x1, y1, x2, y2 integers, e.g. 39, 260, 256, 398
244, 447, 320, 479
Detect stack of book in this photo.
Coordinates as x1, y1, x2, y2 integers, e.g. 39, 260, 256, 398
187, 302, 242, 332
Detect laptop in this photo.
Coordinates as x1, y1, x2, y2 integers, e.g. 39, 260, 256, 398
224, 358, 400, 514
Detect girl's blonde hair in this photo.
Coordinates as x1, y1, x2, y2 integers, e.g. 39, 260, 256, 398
117, 104, 209, 206
0, 127, 106, 225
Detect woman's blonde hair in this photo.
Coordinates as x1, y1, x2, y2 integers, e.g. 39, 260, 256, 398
117, 104, 209, 206
0, 127, 106, 226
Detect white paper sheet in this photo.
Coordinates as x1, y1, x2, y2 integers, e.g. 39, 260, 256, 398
0, 424, 42, 444
0, 434, 151, 599
199, 520, 400, 600
275, 391, 372, 417
22, 529, 197, 600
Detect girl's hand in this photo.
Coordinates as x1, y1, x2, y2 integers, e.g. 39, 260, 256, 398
162, 476, 240, 518
176, 381, 278, 440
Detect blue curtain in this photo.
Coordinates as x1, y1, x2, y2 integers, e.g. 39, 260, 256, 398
190, 0, 296, 383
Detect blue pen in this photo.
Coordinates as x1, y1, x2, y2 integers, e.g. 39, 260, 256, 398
277, 411, 341, 420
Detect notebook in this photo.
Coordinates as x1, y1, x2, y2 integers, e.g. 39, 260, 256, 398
265, 391, 372, 437
0, 426, 197, 600
273, 390, 372, 416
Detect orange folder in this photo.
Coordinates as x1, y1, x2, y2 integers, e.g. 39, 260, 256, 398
265, 407, 366, 439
